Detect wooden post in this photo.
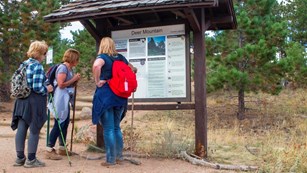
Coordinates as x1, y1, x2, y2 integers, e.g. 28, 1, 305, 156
95, 19, 110, 148
193, 8, 207, 158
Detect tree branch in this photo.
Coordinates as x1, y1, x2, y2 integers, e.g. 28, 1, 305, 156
180, 151, 258, 171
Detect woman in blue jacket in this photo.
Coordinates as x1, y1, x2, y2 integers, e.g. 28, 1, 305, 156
92, 37, 136, 166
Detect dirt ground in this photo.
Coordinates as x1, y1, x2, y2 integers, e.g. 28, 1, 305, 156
0, 83, 233, 173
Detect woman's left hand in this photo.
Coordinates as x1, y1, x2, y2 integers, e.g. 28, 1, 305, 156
47, 84, 53, 93
96, 80, 107, 87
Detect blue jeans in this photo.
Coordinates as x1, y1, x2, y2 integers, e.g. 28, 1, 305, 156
99, 106, 124, 164
48, 107, 70, 147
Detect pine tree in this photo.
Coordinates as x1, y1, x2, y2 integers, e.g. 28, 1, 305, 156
0, 0, 21, 101
70, 29, 96, 80
0, 0, 68, 101
280, 0, 307, 46
206, 0, 288, 119
280, 42, 307, 88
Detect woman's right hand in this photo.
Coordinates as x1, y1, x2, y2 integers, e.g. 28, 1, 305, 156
73, 73, 81, 82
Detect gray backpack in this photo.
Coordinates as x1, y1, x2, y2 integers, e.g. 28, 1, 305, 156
10, 62, 32, 98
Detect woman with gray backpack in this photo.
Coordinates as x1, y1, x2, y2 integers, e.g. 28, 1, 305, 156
11, 40, 53, 168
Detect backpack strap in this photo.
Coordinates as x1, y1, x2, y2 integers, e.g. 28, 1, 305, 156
54, 63, 69, 87
20, 61, 34, 73
108, 54, 123, 63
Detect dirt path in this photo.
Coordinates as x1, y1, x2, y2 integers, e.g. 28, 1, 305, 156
0, 104, 232, 173
0, 82, 233, 173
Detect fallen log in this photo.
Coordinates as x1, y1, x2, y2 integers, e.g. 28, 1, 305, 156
180, 151, 258, 171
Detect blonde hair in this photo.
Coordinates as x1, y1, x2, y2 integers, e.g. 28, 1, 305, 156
62, 48, 80, 63
98, 37, 117, 56
27, 40, 48, 59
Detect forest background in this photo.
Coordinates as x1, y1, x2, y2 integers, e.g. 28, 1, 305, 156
0, 0, 306, 172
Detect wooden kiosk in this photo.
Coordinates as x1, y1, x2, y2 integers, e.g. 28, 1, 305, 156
45, 0, 237, 158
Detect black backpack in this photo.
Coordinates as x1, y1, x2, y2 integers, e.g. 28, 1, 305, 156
46, 64, 61, 97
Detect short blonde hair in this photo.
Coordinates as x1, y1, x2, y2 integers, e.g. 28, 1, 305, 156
27, 41, 48, 59
62, 48, 80, 64
98, 37, 117, 56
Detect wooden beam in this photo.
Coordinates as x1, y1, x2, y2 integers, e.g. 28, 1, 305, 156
193, 8, 207, 158
184, 9, 200, 32
205, 20, 211, 31
80, 19, 101, 41
171, 10, 186, 19
113, 16, 134, 25
152, 11, 161, 22
127, 103, 195, 110
211, 16, 233, 24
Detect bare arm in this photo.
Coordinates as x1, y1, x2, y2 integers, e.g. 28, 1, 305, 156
128, 63, 137, 73
92, 58, 107, 87
57, 72, 80, 89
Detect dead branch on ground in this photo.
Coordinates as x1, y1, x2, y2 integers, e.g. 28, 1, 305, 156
180, 151, 258, 171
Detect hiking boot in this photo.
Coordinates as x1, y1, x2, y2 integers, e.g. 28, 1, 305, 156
57, 146, 71, 156
13, 157, 26, 166
101, 162, 116, 167
24, 158, 45, 168
45, 147, 62, 160
116, 158, 125, 165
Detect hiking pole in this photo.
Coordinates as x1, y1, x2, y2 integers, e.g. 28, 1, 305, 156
46, 101, 50, 147
130, 92, 134, 158
125, 92, 141, 165
49, 93, 72, 166
70, 82, 77, 153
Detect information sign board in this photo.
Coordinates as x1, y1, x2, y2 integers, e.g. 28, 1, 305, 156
112, 24, 190, 101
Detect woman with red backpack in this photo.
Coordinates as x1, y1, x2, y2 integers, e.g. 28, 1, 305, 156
92, 37, 136, 166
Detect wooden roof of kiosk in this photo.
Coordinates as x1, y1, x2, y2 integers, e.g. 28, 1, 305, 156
44, 0, 237, 158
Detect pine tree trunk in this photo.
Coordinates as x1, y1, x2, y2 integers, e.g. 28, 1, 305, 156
0, 83, 11, 102
237, 29, 245, 120
237, 88, 245, 120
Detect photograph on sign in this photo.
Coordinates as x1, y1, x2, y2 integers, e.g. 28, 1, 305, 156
147, 36, 165, 56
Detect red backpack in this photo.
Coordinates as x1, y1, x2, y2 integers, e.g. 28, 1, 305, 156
108, 57, 137, 98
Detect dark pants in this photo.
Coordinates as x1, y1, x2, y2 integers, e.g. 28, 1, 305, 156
48, 107, 70, 147
15, 119, 40, 158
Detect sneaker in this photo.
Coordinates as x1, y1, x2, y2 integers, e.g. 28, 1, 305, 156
13, 157, 26, 166
24, 158, 45, 168
45, 148, 62, 160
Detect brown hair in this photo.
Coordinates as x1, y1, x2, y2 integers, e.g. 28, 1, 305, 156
27, 40, 48, 59
62, 48, 80, 63
98, 37, 117, 56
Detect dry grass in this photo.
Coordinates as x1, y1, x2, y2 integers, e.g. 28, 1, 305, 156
122, 88, 307, 172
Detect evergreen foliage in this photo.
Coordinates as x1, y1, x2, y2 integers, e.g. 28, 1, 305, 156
279, 0, 307, 46
280, 42, 307, 88
206, 0, 288, 119
0, 0, 69, 101
70, 29, 96, 80
0, 0, 305, 106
